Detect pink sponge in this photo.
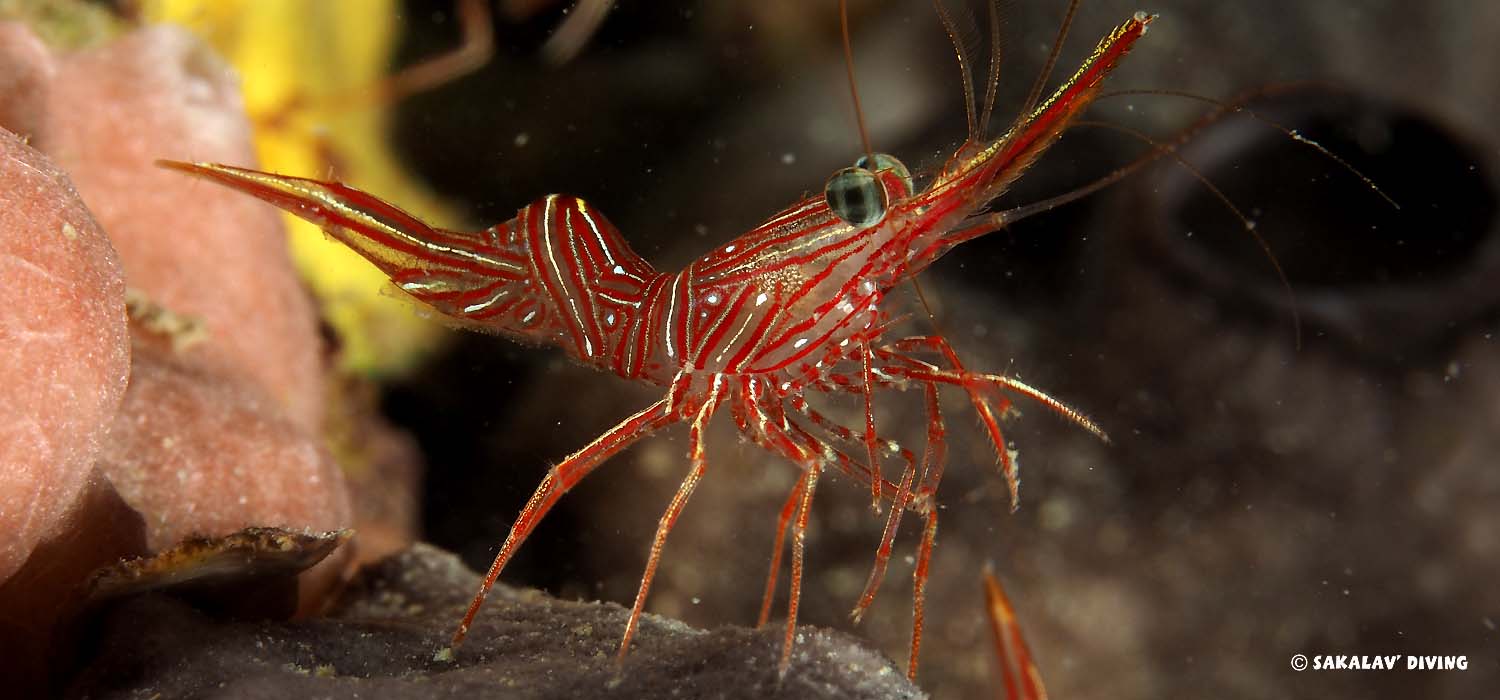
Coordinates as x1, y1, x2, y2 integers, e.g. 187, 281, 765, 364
46, 25, 327, 435
0, 127, 130, 584
0, 22, 352, 608
100, 345, 351, 601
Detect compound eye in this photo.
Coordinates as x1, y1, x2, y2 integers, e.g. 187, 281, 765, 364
854, 152, 914, 198
825, 166, 887, 228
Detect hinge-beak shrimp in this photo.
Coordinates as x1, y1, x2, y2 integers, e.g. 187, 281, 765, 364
161, 7, 1155, 680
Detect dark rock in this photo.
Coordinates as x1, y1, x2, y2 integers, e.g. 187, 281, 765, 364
66, 544, 924, 700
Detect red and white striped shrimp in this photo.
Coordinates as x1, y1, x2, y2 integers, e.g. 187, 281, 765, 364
160, 6, 1151, 680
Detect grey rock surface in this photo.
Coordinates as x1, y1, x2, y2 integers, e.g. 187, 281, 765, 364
66, 544, 924, 700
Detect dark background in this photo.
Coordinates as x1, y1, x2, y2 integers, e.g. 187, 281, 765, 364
379, 1, 1498, 697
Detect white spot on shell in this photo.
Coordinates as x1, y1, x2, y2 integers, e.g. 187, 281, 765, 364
793, 338, 809, 349
755, 293, 768, 306
705, 292, 721, 305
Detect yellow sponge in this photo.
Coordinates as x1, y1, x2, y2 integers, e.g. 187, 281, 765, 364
144, 0, 461, 376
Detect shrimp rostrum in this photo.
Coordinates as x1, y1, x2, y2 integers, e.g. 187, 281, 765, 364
161, 11, 1151, 680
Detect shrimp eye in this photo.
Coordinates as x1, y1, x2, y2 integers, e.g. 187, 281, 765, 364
855, 153, 914, 198
825, 166, 887, 228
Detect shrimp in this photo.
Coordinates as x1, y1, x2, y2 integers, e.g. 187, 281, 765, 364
159, 6, 1152, 680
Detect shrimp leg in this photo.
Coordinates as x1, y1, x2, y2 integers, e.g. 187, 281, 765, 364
451, 397, 678, 648
617, 375, 728, 660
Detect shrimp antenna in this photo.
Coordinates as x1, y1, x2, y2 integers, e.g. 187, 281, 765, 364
999, 83, 1399, 226
839, 0, 876, 164
1098, 88, 1400, 210
911, 1, 986, 415
840, 0, 942, 383
931, 0, 979, 143
976, 0, 1005, 137
1014, 0, 1079, 127
1073, 119, 1303, 350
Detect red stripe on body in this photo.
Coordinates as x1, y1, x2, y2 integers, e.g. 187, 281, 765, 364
557, 198, 605, 358
725, 285, 782, 373
753, 247, 869, 358
689, 284, 752, 369
705, 226, 870, 289
696, 206, 838, 278
671, 270, 691, 366
524, 197, 589, 360
626, 274, 671, 378
467, 294, 524, 321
